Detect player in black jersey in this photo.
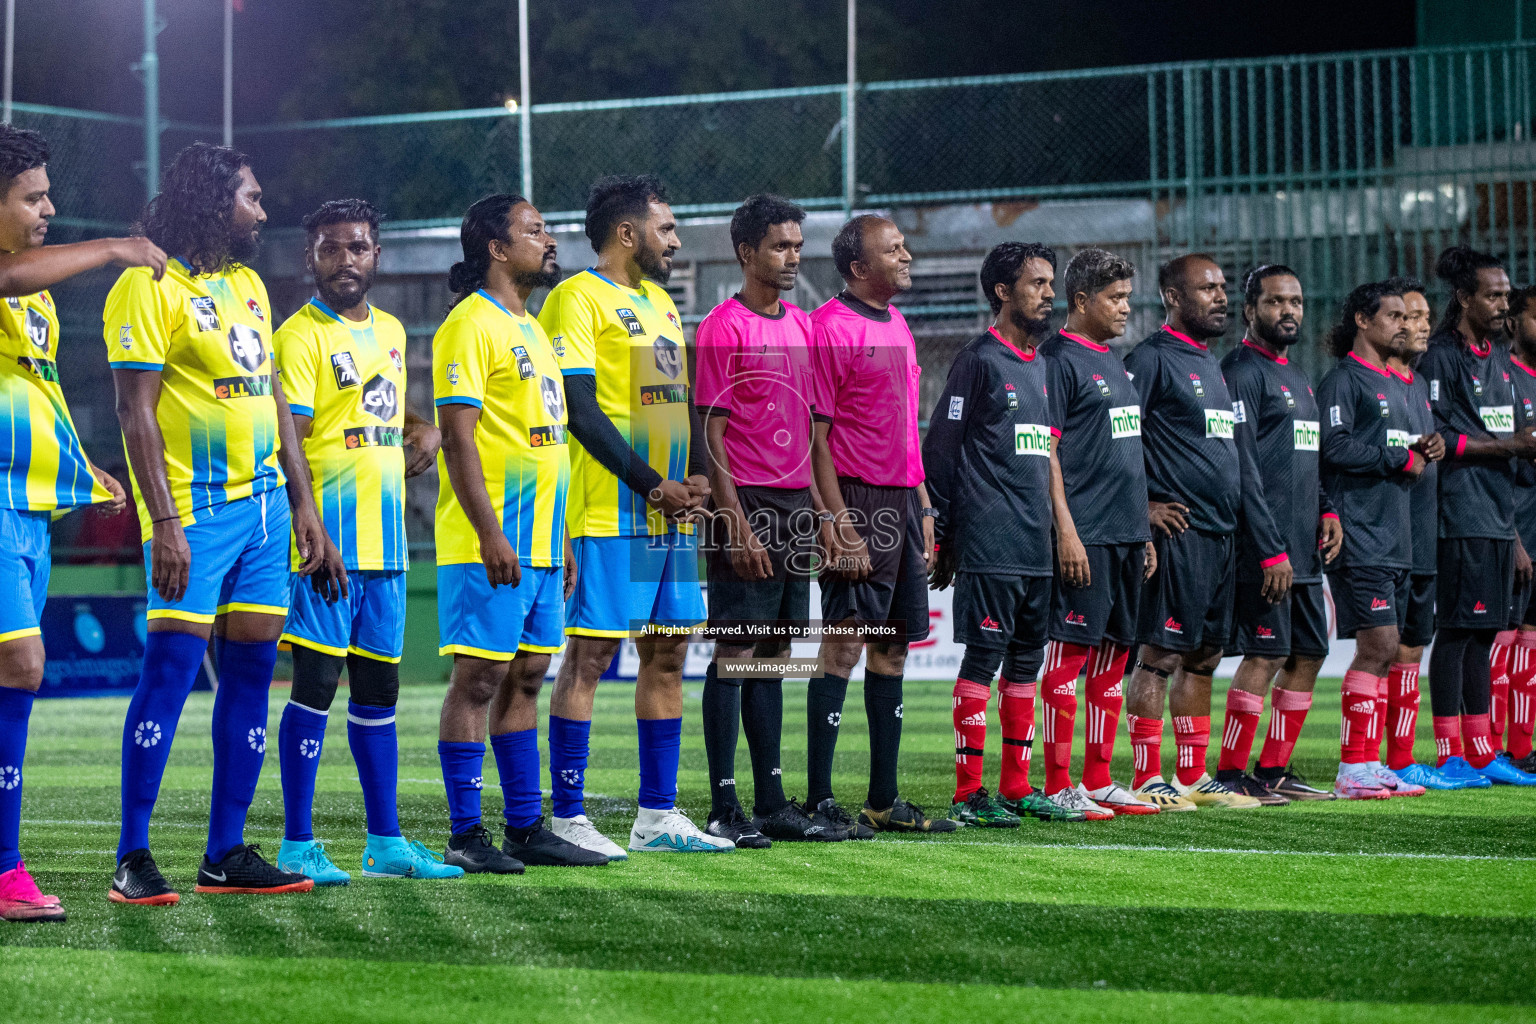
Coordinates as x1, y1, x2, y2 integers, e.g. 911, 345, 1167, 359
1217, 265, 1342, 804
1319, 282, 1435, 799
927, 242, 1085, 826
1381, 279, 1463, 791
1037, 248, 1159, 818
1503, 285, 1536, 772
1421, 246, 1536, 786
1123, 254, 1261, 811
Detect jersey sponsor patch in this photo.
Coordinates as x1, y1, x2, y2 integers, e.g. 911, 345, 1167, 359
1092, 373, 1112, 397
227, 324, 265, 372
616, 307, 644, 337
1480, 404, 1516, 433
530, 424, 569, 447
1329, 404, 1342, 427
1108, 404, 1141, 438
639, 383, 688, 405
1293, 419, 1320, 451
360, 374, 398, 422
948, 395, 964, 420
1386, 428, 1411, 447
512, 345, 536, 380
189, 296, 220, 332
654, 336, 683, 380
23, 308, 48, 352
1014, 423, 1052, 456
331, 351, 361, 389
343, 425, 403, 449
15, 355, 58, 382
1204, 408, 1235, 439
540, 376, 565, 419
213, 374, 273, 400
1189, 373, 1205, 397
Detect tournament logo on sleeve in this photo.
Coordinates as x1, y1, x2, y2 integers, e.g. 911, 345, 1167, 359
227, 323, 266, 372
245, 298, 266, 322
360, 373, 399, 422
653, 336, 682, 380
388, 346, 403, 371
190, 296, 221, 333
331, 352, 361, 389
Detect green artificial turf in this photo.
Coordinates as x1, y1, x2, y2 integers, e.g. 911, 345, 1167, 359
4, 678, 1534, 1023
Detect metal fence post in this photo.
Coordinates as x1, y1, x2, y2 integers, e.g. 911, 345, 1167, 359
142, 0, 159, 200
518, 0, 532, 201
843, 0, 856, 215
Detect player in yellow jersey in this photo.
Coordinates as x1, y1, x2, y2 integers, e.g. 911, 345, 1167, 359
433, 194, 608, 871
0, 124, 167, 922
104, 144, 340, 904
538, 175, 731, 855
270, 199, 460, 885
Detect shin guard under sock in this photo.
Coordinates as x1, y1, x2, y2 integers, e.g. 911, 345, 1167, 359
118, 630, 206, 860
806, 673, 848, 807
206, 639, 279, 862
1257, 687, 1313, 775
1385, 663, 1422, 771
1041, 642, 1088, 794
278, 700, 328, 842
1172, 713, 1211, 786
864, 671, 904, 811
1216, 687, 1264, 775
1339, 670, 1379, 765
997, 679, 1036, 799
1128, 713, 1164, 789
0, 686, 34, 873
952, 678, 991, 803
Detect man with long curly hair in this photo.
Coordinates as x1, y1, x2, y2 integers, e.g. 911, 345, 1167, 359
103, 143, 342, 904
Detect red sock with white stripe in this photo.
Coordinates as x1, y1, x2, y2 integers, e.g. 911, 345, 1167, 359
1368, 677, 1388, 763
1127, 713, 1164, 789
1081, 643, 1129, 791
997, 679, 1036, 799
1462, 712, 1496, 768
1508, 632, 1536, 759
1433, 716, 1463, 766
1384, 662, 1422, 770
1339, 670, 1379, 765
1172, 714, 1211, 786
1216, 687, 1263, 774
1041, 642, 1089, 794
951, 679, 991, 804
1491, 630, 1515, 741
1257, 687, 1313, 771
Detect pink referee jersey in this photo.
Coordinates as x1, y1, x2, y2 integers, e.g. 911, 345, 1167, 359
693, 296, 815, 489
810, 293, 925, 488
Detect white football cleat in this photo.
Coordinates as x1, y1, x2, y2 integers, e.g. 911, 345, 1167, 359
551, 814, 629, 861
629, 807, 736, 853
1085, 780, 1160, 815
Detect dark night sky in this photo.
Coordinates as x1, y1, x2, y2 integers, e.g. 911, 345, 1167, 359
16, 0, 1417, 124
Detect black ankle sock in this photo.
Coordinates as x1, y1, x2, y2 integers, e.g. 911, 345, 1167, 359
1253, 763, 1284, 782
1215, 767, 1243, 783
864, 670, 904, 811
806, 672, 849, 806
701, 662, 742, 819
741, 677, 788, 815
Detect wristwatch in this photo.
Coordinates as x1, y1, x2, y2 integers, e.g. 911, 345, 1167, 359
920, 507, 940, 519
817, 510, 836, 524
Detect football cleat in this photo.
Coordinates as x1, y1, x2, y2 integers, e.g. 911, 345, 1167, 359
194, 844, 314, 894
277, 838, 351, 886
1224, 772, 1291, 806
109, 849, 179, 906
1479, 754, 1536, 786
754, 800, 845, 841
0, 862, 65, 922
1509, 750, 1536, 774
1333, 763, 1392, 800
1131, 777, 1198, 812
705, 807, 772, 849
364, 835, 467, 878
550, 814, 628, 861
1085, 781, 1160, 815
630, 807, 735, 852
1047, 785, 1115, 821
950, 787, 1022, 828
1368, 763, 1425, 797
504, 820, 610, 866
997, 789, 1087, 822
814, 798, 875, 840
1437, 755, 1494, 789
1390, 762, 1466, 790
444, 824, 526, 874
1173, 773, 1263, 809
860, 797, 959, 833
1262, 766, 1335, 801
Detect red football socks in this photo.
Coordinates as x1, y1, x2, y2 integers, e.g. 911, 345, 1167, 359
1463, 712, 1496, 769
1127, 713, 1164, 789
1339, 670, 1379, 765
1384, 662, 1422, 771
951, 678, 991, 804
1433, 715, 1463, 766
1257, 687, 1313, 770
1041, 642, 1090, 794
1172, 714, 1211, 786
1216, 687, 1263, 774
1508, 632, 1536, 759
997, 679, 1036, 799
1081, 643, 1129, 791
1491, 631, 1515, 740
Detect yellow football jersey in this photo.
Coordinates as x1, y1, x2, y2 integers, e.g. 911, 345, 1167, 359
433, 289, 569, 568
274, 299, 408, 572
0, 289, 111, 510
537, 269, 691, 538
103, 258, 284, 542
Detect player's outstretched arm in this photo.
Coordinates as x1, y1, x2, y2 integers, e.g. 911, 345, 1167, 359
0, 236, 167, 297
438, 402, 520, 588
111, 368, 189, 604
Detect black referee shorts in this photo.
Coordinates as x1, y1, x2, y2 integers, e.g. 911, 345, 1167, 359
1437, 537, 1515, 631
953, 572, 1051, 652
704, 485, 814, 642
1048, 541, 1145, 647
1228, 578, 1330, 659
819, 479, 931, 644
1136, 527, 1234, 653
1328, 565, 1410, 639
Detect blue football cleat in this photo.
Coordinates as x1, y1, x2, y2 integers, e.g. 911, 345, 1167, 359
1479, 754, 1536, 786
1437, 756, 1494, 789
1392, 762, 1468, 790
362, 835, 466, 879
276, 838, 351, 886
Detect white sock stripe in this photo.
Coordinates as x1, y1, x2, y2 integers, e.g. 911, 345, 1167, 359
347, 712, 396, 726
287, 699, 329, 716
